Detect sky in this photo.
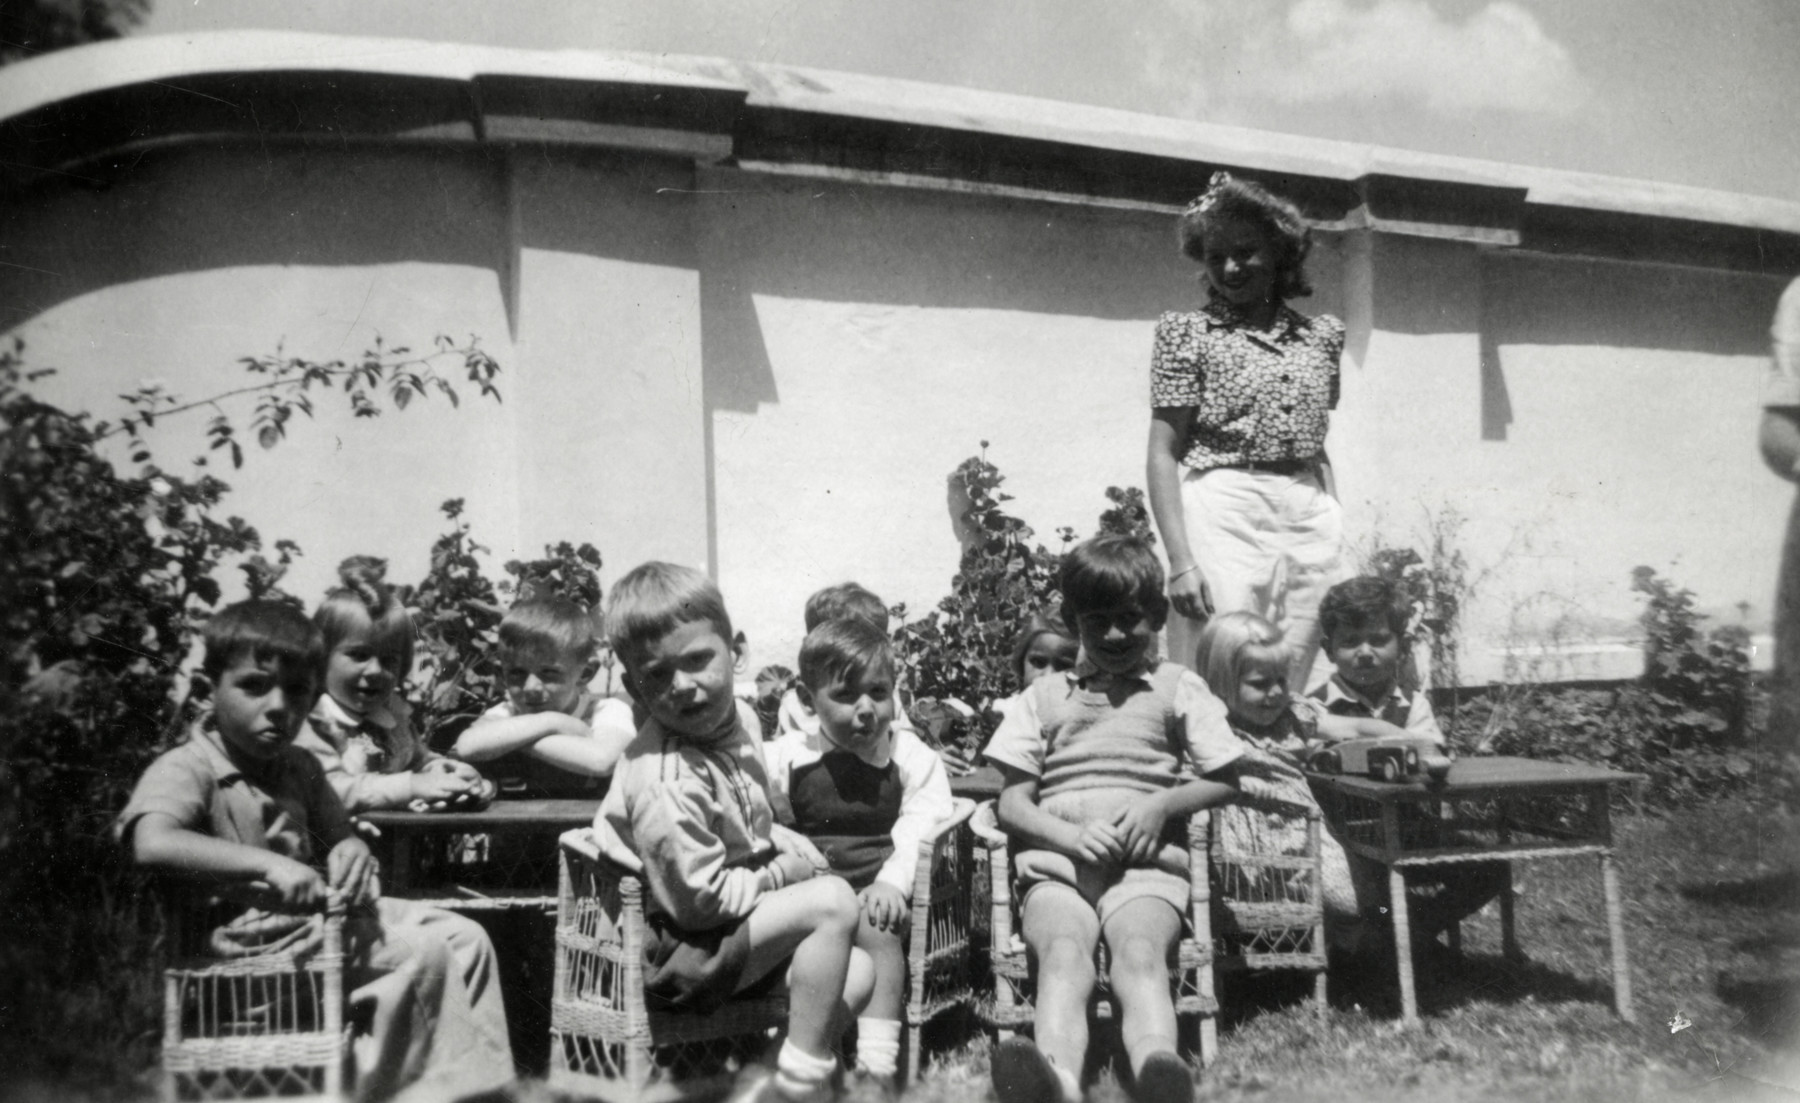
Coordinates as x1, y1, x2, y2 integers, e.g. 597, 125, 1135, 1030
136, 0, 1800, 204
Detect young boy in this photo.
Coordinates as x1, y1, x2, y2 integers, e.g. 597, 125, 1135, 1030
453, 594, 637, 797
984, 535, 1246, 1103
764, 618, 954, 1087
115, 601, 512, 1103
776, 583, 895, 737
1309, 576, 1505, 944
593, 563, 874, 1103
1310, 576, 1443, 738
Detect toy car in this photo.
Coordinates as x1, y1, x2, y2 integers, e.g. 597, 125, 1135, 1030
1307, 736, 1452, 783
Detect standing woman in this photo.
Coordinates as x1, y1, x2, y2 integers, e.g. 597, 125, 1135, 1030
1147, 172, 1346, 689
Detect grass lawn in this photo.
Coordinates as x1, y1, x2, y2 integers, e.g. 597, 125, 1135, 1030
9, 797, 1795, 1103
888, 797, 1800, 1103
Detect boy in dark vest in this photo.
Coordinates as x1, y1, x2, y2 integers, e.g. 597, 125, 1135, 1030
765, 617, 953, 1090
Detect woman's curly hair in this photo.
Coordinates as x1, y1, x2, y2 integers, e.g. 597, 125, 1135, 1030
1177, 171, 1315, 301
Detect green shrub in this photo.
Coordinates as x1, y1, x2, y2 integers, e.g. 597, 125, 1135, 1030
891, 445, 1154, 763
0, 334, 502, 1087
402, 499, 605, 746
1445, 567, 1787, 809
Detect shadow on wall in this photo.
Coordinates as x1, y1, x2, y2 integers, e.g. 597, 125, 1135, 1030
1477, 254, 1785, 441
685, 168, 1321, 413
0, 143, 511, 336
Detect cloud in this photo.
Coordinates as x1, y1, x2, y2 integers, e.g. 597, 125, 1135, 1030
1143, 0, 1590, 120
1238, 0, 1591, 116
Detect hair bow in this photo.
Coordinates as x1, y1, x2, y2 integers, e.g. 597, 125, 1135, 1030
1182, 171, 1233, 217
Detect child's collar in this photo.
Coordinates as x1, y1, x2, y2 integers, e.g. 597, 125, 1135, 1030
1321, 673, 1405, 712
194, 723, 289, 784
313, 690, 398, 732
808, 724, 895, 769
1072, 650, 1155, 686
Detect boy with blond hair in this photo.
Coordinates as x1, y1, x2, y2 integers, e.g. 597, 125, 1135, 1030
593, 563, 874, 1102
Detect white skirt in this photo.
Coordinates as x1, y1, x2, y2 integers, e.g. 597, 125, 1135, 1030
1164, 465, 1343, 692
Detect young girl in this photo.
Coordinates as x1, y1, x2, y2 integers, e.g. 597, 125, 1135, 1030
1193, 612, 1360, 934
1147, 171, 1347, 692
297, 557, 493, 814
984, 536, 1244, 1103
1011, 608, 1080, 689
984, 609, 1081, 735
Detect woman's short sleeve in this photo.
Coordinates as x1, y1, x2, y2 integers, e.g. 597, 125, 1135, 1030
1319, 314, 1346, 409
1150, 312, 1204, 409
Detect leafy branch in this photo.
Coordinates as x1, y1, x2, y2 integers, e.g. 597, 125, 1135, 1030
97, 335, 502, 469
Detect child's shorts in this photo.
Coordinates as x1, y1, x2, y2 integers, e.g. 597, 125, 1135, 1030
1015, 850, 1190, 928
1013, 787, 1192, 927
643, 910, 784, 1013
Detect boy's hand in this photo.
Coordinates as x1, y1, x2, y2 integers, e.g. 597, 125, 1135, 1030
859, 883, 908, 933
770, 823, 830, 872
772, 851, 817, 887
410, 768, 476, 804
1110, 795, 1173, 864
263, 855, 329, 910
435, 757, 486, 784
1073, 820, 1126, 867
935, 745, 975, 777
327, 837, 381, 907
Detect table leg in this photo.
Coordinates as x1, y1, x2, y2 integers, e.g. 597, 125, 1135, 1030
1390, 866, 1417, 1024
1499, 861, 1519, 962
391, 833, 414, 895
1601, 852, 1635, 1022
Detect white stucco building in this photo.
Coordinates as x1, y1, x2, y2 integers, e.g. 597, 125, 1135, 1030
3, 32, 1795, 681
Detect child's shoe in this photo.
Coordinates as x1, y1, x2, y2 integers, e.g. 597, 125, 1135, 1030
1132, 1051, 1194, 1103
991, 1037, 1078, 1103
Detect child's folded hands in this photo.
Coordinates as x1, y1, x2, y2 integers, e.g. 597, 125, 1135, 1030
770, 822, 831, 872
1073, 819, 1126, 866
1109, 797, 1173, 864
771, 850, 818, 887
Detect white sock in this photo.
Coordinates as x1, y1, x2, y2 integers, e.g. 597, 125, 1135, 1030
855, 1017, 902, 1079
773, 1039, 837, 1099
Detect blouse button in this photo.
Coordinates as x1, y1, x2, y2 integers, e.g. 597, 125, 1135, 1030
1280, 374, 1291, 382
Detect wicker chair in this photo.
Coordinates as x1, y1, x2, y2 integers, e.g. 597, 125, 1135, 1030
550, 799, 978, 1101
1207, 799, 1329, 1010
970, 797, 1326, 1069
900, 797, 978, 1082
159, 899, 349, 1102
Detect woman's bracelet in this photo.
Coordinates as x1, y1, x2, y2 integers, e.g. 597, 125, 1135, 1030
1169, 563, 1200, 583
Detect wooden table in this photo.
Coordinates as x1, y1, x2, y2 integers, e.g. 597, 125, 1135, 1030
361, 799, 599, 1075
361, 799, 599, 912
1307, 756, 1643, 1024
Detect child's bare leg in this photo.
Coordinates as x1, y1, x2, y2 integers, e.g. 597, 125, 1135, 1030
739, 877, 868, 1057
1102, 897, 1183, 1076
1021, 885, 1100, 1084
856, 915, 907, 1021
853, 915, 908, 1079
